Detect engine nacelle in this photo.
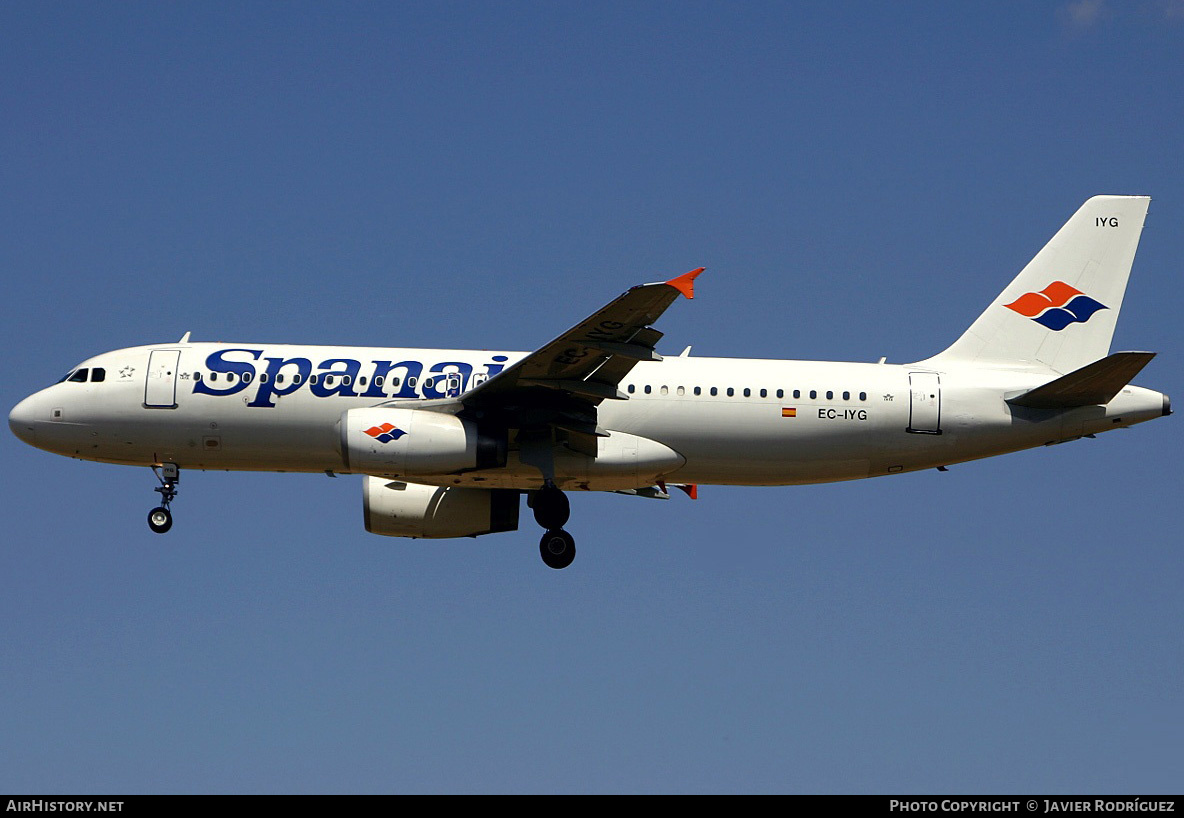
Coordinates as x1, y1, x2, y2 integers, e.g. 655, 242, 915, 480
363, 477, 520, 539
340, 407, 505, 478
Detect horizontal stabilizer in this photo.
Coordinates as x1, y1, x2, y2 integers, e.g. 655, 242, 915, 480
1007, 351, 1156, 409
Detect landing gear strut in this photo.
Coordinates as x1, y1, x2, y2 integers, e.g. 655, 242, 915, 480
148, 462, 179, 534
532, 481, 575, 569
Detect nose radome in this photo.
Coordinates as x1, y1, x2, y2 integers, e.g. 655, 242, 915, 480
9, 394, 39, 446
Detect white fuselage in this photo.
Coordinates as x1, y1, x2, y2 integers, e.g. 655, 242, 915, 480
9, 342, 1168, 492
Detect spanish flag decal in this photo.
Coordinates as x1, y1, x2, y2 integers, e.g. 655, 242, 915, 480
781, 407, 797, 418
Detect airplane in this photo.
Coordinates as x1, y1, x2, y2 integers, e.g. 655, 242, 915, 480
8, 195, 1171, 569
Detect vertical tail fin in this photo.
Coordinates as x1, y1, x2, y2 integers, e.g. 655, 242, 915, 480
925, 195, 1150, 374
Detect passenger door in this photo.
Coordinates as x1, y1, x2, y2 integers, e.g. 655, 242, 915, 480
144, 350, 181, 408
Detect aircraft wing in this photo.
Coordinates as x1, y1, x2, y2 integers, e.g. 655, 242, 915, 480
458, 268, 703, 455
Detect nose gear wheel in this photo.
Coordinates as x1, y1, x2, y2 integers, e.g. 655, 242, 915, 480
148, 463, 179, 534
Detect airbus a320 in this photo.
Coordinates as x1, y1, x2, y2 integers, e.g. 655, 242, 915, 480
10, 196, 1170, 568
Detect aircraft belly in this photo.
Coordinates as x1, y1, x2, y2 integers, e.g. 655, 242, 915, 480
182, 400, 341, 471
600, 396, 892, 486
81, 397, 343, 472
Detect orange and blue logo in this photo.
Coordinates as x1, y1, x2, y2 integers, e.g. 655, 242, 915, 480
1004, 281, 1107, 331
364, 422, 406, 443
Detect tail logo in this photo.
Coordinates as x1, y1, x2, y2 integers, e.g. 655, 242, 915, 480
364, 422, 406, 444
1004, 281, 1108, 331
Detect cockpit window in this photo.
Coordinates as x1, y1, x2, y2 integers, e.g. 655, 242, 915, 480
68, 369, 89, 383
57, 370, 76, 384
91, 367, 106, 383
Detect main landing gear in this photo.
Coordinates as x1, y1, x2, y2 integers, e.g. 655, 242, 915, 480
147, 462, 179, 534
532, 482, 575, 569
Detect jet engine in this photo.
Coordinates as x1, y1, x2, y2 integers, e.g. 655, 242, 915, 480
363, 477, 520, 539
340, 407, 505, 478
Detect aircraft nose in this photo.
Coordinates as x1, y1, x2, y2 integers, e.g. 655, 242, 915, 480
9, 394, 40, 446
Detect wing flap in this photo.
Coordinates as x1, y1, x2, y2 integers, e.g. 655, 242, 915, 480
518, 378, 628, 401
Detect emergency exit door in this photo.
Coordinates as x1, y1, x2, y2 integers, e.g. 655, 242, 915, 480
907, 371, 941, 434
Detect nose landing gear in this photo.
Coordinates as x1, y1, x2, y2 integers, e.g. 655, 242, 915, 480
532, 482, 575, 569
147, 462, 179, 534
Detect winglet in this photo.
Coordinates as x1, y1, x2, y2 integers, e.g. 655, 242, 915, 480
665, 267, 705, 300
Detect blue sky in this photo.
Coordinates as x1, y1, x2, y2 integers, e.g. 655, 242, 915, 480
1, 2, 1180, 793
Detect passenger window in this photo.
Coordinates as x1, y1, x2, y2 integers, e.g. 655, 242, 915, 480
259, 373, 268, 383
276, 374, 284, 384
694, 387, 701, 396
293, 375, 302, 385
210, 373, 218, 382
793, 389, 800, 399
628, 384, 635, 394
309, 375, 318, 385
227, 373, 237, 383
393, 377, 402, 387
727, 387, 735, 397
660, 386, 669, 395
743, 388, 751, 397
760, 388, 767, 398
425, 378, 434, 389
644, 385, 652, 394
710, 387, 718, 396
809, 390, 816, 399
407, 377, 417, 388
843, 391, 850, 400
194, 372, 202, 381
91, 368, 106, 383
860, 392, 867, 401
826, 390, 833, 400
374, 376, 384, 387
68, 369, 88, 383
676, 386, 685, 396
776, 389, 783, 399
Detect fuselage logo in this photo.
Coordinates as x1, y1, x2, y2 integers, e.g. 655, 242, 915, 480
1004, 281, 1107, 331
190, 348, 512, 408
364, 423, 406, 444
